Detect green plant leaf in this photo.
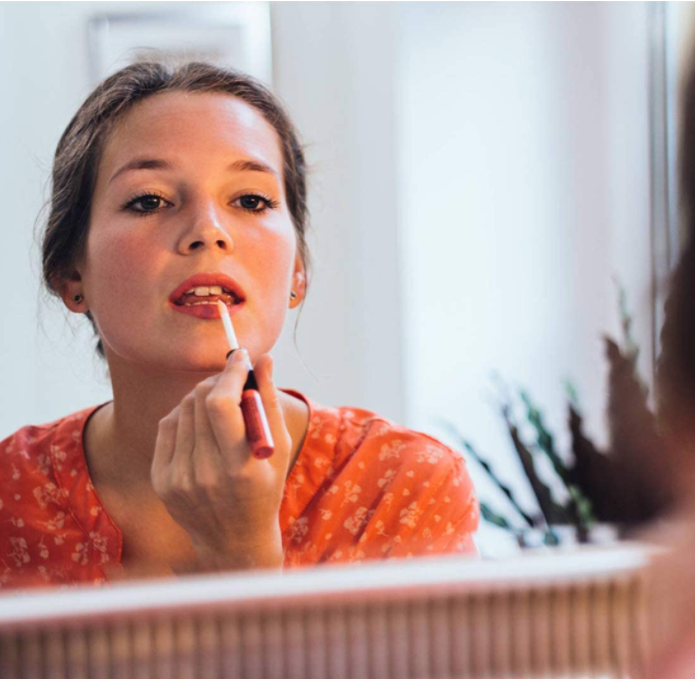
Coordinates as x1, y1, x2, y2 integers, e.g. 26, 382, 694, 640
564, 379, 580, 411
520, 390, 572, 485
614, 278, 638, 359
500, 403, 572, 526
439, 421, 537, 528
480, 503, 514, 531
543, 529, 560, 546
568, 484, 596, 527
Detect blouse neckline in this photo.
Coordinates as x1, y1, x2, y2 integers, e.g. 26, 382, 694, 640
50, 388, 320, 577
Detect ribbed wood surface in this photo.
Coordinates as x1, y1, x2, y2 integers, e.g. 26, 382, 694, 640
0, 575, 647, 679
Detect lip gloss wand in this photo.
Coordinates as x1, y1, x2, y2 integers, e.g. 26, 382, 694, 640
216, 300, 275, 459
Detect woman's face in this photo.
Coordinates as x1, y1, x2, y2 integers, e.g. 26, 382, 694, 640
76, 91, 304, 372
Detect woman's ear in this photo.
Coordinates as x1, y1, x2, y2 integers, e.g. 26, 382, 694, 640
58, 270, 87, 313
290, 255, 307, 308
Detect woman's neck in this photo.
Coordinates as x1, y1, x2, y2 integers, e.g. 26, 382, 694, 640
84, 359, 309, 494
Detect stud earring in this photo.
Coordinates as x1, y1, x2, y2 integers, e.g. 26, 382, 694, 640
290, 291, 297, 300
73, 294, 84, 304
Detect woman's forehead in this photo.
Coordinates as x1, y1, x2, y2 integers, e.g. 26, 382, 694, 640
99, 91, 284, 181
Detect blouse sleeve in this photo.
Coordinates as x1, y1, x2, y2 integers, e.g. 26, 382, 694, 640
380, 452, 480, 560
318, 433, 480, 564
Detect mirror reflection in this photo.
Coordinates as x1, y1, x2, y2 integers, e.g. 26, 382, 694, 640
1, 2, 693, 594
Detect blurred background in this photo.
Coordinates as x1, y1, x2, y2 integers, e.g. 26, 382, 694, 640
1, 1, 693, 555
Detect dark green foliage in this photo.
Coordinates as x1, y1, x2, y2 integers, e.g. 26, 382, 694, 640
447, 287, 674, 545
520, 390, 571, 485
440, 423, 538, 528
480, 503, 513, 530
499, 402, 572, 526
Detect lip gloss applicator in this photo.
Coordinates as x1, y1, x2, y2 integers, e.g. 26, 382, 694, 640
216, 300, 275, 459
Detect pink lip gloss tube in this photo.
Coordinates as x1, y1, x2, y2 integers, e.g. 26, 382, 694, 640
217, 300, 274, 459
225, 348, 275, 459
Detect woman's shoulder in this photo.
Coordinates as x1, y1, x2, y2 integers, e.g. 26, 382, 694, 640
298, 392, 469, 478
0, 405, 111, 589
0, 405, 103, 465
282, 394, 479, 564
0, 403, 106, 528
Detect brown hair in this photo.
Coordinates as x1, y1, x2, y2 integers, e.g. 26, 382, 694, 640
40, 61, 311, 358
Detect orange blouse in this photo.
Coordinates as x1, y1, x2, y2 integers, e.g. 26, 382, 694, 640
0, 390, 479, 589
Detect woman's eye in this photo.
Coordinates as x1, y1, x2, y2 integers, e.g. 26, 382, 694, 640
241, 196, 261, 210
137, 196, 164, 211
233, 194, 278, 213
122, 192, 277, 217
123, 193, 170, 216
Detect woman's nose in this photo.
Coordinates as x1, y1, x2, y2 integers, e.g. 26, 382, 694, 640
176, 202, 234, 254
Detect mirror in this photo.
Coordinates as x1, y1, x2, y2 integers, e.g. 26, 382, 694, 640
1, 2, 693, 591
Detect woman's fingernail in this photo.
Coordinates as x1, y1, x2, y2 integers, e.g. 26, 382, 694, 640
233, 348, 248, 363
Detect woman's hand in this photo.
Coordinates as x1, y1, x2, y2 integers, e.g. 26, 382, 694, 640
150, 349, 291, 572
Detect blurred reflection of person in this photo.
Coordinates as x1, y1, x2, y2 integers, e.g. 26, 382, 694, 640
646, 45, 695, 679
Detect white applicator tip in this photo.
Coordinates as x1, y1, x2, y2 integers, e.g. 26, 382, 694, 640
217, 300, 239, 352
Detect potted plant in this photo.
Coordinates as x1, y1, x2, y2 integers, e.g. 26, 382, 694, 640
444, 288, 673, 548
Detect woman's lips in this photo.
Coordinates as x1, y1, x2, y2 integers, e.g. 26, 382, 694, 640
168, 299, 245, 320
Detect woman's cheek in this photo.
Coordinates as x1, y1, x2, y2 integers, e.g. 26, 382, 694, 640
94, 230, 157, 295
248, 231, 296, 347
86, 229, 164, 340
257, 235, 295, 301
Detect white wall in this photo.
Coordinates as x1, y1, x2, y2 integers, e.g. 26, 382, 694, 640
0, 1, 405, 438
269, 2, 405, 420
0, 1, 110, 431
396, 2, 654, 531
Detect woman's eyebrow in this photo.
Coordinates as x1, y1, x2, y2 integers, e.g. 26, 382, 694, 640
108, 157, 280, 185
228, 159, 280, 179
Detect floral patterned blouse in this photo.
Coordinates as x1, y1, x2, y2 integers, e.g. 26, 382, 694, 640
0, 390, 479, 589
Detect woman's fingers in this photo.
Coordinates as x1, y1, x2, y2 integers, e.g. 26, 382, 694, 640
206, 349, 254, 457
193, 380, 219, 452
192, 379, 225, 484
149, 350, 290, 563
154, 350, 290, 489
171, 393, 196, 473
151, 406, 180, 486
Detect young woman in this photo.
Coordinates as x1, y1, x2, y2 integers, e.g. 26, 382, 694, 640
0, 62, 478, 589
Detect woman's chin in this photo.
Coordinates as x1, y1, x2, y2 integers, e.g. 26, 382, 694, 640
104, 346, 227, 376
